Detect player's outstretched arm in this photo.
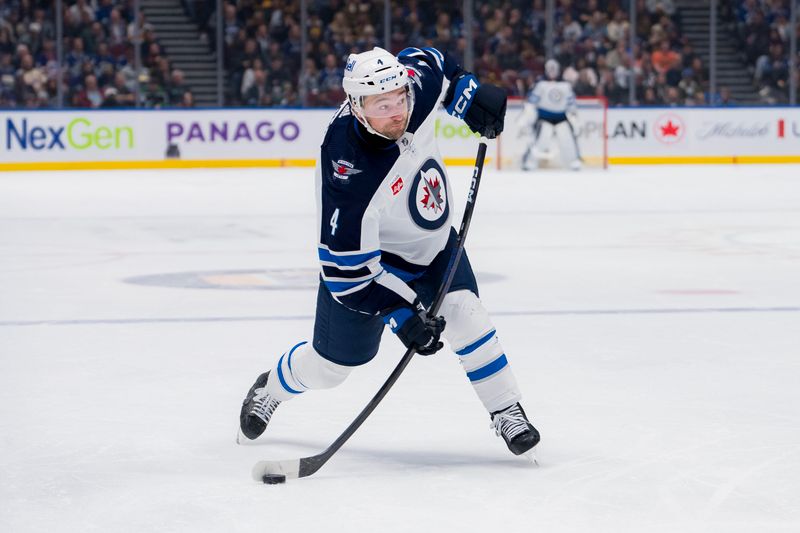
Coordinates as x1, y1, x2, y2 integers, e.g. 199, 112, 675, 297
398, 47, 506, 139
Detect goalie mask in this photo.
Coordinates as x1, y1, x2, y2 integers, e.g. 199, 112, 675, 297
342, 47, 415, 139
545, 59, 561, 80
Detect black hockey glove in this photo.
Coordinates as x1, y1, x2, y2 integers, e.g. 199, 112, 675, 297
446, 74, 506, 139
381, 299, 446, 356
464, 84, 507, 139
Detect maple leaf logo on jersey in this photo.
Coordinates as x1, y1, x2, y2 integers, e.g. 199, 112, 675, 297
419, 170, 444, 213
330, 160, 363, 182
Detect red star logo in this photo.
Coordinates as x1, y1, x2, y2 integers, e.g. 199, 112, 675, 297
337, 165, 347, 174
660, 120, 680, 137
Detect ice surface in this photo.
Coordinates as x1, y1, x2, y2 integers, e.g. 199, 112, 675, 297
1, 164, 799, 532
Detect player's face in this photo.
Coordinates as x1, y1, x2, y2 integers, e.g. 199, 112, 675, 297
362, 87, 409, 140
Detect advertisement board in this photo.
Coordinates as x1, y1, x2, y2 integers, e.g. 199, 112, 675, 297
0, 109, 322, 168
604, 107, 800, 163
2, 107, 799, 171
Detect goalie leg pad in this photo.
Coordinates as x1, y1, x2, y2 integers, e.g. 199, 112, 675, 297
532, 120, 555, 159
266, 341, 353, 402
555, 120, 581, 167
440, 290, 522, 412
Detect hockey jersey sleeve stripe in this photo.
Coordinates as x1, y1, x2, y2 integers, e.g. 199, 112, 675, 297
321, 264, 374, 280
323, 275, 378, 294
322, 270, 380, 283
399, 46, 458, 80
455, 329, 497, 356
327, 278, 373, 298
318, 247, 381, 268
466, 354, 508, 382
374, 270, 417, 304
380, 262, 424, 282
421, 47, 443, 70
398, 47, 426, 58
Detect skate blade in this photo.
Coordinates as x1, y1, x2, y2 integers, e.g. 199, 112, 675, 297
522, 449, 539, 466
236, 428, 253, 445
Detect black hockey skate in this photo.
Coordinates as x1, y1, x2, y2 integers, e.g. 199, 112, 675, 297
491, 403, 540, 456
238, 371, 281, 442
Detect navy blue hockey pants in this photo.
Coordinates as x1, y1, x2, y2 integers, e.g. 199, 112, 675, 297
312, 227, 479, 366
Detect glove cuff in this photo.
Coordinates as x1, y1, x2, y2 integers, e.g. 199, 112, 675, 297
381, 305, 415, 333
445, 73, 479, 119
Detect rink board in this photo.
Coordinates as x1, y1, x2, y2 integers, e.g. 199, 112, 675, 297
1, 107, 800, 170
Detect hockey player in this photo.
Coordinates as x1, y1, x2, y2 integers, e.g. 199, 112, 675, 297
520, 59, 583, 171
238, 47, 540, 458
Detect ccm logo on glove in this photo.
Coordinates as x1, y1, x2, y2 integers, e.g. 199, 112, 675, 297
454, 77, 478, 116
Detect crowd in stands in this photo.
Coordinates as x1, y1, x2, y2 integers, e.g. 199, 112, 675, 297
215, 0, 717, 108
725, 0, 799, 104
0, 0, 194, 108
1, 0, 798, 109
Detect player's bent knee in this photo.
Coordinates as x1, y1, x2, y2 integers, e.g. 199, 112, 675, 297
440, 289, 496, 352
291, 343, 353, 389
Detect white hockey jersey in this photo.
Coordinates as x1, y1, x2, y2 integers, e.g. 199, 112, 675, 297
527, 80, 577, 119
315, 47, 471, 315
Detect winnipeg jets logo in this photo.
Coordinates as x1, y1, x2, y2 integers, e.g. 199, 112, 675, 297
330, 160, 362, 182
419, 170, 444, 213
408, 160, 449, 230
547, 88, 563, 104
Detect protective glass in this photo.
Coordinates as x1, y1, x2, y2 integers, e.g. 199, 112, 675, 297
360, 87, 411, 119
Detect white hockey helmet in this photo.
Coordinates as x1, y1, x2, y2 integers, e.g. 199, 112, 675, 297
342, 47, 414, 138
545, 59, 561, 80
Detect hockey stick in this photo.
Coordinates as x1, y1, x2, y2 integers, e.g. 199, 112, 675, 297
252, 136, 490, 481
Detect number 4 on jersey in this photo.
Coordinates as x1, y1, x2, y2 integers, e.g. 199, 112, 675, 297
330, 208, 340, 235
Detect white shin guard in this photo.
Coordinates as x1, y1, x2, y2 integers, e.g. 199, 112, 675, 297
532, 120, 555, 159
440, 290, 522, 413
554, 120, 581, 167
265, 341, 353, 402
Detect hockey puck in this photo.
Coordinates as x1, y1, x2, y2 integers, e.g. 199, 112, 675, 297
262, 474, 286, 485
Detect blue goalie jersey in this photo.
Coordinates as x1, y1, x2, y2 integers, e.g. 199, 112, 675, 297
316, 47, 470, 316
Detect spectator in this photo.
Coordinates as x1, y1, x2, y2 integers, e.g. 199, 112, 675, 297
298, 56, 321, 105
607, 10, 629, 44
652, 39, 681, 74
69, 0, 94, 24
242, 67, 268, 106
74, 74, 104, 108
642, 86, 662, 105
179, 89, 195, 108
16, 51, 47, 103
0, 28, 14, 56
167, 69, 191, 105
573, 66, 597, 96
110, 71, 136, 106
